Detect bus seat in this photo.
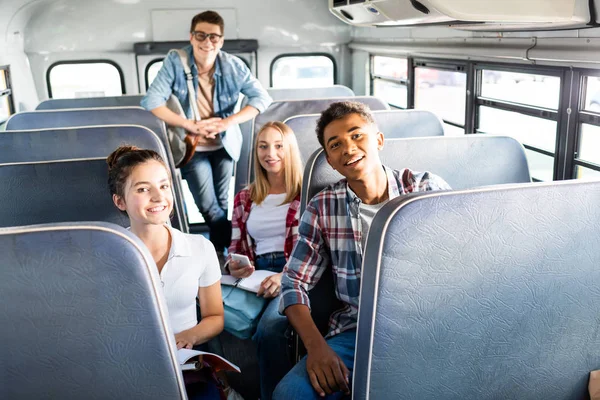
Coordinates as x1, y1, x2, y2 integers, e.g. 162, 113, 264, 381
296, 135, 531, 357
285, 109, 445, 165
354, 179, 600, 399
0, 126, 165, 163
235, 96, 389, 194
4, 108, 188, 233
302, 135, 531, 208
0, 126, 188, 230
267, 85, 354, 101
0, 222, 185, 399
0, 159, 129, 228
36, 95, 144, 110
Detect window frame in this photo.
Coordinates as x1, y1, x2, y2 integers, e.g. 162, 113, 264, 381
413, 57, 470, 134
473, 62, 565, 181
367, 55, 576, 181
0, 65, 15, 124
145, 57, 166, 90
569, 69, 600, 178
370, 54, 412, 110
46, 59, 126, 99
269, 52, 337, 88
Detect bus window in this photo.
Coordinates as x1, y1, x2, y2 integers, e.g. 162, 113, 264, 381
583, 76, 600, 112
415, 66, 466, 135
48, 61, 124, 99
146, 60, 163, 88
481, 71, 560, 109
574, 123, 600, 179
478, 107, 556, 153
271, 55, 335, 89
477, 68, 561, 181
371, 56, 408, 109
0, 66, 15, 124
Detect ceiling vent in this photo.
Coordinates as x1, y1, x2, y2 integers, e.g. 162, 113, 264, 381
330, 0, 594, 31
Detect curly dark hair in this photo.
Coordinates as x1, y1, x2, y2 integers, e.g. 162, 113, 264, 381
315, 101, 376, 150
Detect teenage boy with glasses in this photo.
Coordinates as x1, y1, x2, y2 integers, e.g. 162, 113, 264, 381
142, 10, 272, 256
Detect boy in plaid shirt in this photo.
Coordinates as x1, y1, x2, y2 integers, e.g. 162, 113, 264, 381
274, 101, 450, 399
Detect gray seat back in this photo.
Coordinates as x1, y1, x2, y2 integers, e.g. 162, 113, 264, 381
5, 108, 187, 232
236, 96, 389, 193
0, 125, 165, 163
355, 179, 600, 399
0, 159, 129, 228
0, 222, 185, 399
286, 109, 444, 165
267, 85, 354, 101
36, 95, 144, 110
302, 135, 531, 210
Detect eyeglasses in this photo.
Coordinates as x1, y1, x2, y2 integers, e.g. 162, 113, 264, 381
191, 31, 223, 43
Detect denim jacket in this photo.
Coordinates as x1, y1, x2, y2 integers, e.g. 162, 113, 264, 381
141, 45, 272, 161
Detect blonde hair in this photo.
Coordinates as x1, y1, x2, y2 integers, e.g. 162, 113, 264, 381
250, 121, 302, 205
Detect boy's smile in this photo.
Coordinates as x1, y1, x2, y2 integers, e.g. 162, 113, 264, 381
323, 113, 384, 182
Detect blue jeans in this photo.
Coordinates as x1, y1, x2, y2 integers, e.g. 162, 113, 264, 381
181, 148, 233, 252
253, 252, 292, 400
273, 330, 356, 400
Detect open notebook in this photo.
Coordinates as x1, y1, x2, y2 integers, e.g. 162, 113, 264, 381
221, 270, 278, 293
178, 348, 240, 373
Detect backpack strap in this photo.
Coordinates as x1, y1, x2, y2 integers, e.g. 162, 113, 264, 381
169, 49, 201, 122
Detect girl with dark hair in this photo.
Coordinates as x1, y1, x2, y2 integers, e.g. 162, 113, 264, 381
107, 145, 224, 399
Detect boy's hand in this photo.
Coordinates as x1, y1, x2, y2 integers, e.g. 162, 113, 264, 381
257, 273, 282, 298
306, 342, 350, 397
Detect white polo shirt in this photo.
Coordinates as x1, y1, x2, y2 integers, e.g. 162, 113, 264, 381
160, 226, 221, 334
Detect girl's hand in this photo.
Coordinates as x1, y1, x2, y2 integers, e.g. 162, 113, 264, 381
257, 272, 283, 298
175, 329, 198, 349
229, 259, 254, 278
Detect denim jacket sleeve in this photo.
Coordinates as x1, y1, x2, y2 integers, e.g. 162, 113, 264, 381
140, 52, 178, 111
238, 61, 272, 114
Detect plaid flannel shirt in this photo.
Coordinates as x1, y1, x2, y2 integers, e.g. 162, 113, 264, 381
280, 166, 451, 338
227, 188, 301, 263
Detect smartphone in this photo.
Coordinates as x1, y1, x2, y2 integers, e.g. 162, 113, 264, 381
230, 253, 252, 267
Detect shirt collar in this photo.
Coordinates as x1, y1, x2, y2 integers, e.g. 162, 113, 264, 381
345, 165, 400, 206
165, 225, 192, 259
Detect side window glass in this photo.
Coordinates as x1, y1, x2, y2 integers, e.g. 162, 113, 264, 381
476, 69, 561, 181
271, 55, 335, 89
146, 60, 164, 89
48, 62, 124, 98
371, 56, 408, 109
415, 66, 467, 136
575, 76, 600, 179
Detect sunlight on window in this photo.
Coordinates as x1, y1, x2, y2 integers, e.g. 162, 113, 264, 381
478, 107, 557, 153
578, 124, 600, 165
373, 56, 407, 80
415, 68, 466, 125
147, 61, 163, 88
583, 76, 600, 112
49, 62, 123, 99
272, 56, 334, 89
373, 80, 407, 108
481, 70, 560, 109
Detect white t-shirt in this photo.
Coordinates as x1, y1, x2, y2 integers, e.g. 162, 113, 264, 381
246, 193, 290, 256
359, 201, 386, 250
160, 225, 221, 334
